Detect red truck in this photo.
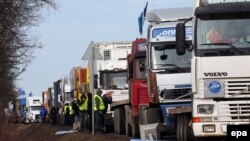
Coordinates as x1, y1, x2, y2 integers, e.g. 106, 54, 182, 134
111, 38, 160, 137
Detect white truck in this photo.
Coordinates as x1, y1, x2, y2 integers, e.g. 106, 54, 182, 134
25, 96, 42, 123
84, 41, 132, 131
176, 0, 250, 139
142, 8, 193, 140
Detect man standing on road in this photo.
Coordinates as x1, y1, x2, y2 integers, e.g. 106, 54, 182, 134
94, 88, 105, 132
64, 103, 70, 126
77, 93, 88, 132
50, 106, 57, 126
40, 105, 47, 124
72, 98, 79, 123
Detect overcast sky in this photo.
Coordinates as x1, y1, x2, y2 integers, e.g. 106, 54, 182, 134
16, 0, 193, 96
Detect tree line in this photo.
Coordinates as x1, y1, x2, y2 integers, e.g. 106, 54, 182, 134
0, 0, 58, 121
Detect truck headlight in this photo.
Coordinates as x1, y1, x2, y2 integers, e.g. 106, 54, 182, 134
197, 104, 214, 114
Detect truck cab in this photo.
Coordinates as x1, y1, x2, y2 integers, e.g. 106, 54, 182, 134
176, 0, 250, 138
145, 7, 193, 140
26, 96, 42, 123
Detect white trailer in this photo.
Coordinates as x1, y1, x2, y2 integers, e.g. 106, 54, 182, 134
26, 96, 42, 123
176, 0, 250, 139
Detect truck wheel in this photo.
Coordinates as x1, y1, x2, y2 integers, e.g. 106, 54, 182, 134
176, 114, 192, 141
114, 108, 125, 134
140, 106, 160, 125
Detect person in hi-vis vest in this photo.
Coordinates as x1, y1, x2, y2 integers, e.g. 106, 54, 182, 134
77, 93, 89, 132
94, 88, 105, 132
63, 103, 70, 126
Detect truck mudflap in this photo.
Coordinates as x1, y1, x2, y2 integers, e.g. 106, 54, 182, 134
139, 123, 167, 140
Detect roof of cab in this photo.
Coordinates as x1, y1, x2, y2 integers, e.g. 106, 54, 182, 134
145, 7, 193, 22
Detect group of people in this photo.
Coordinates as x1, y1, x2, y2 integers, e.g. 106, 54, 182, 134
39, 88, 112, 133
39, 105, 61, 125
77, 88, 112, 132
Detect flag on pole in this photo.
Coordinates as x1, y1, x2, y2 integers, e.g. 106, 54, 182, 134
138, 2, 148, 35
18, 88, 25, 95
29, 92, 33, 97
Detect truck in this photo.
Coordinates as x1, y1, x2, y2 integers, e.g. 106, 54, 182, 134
176, 0, 250, 139
111, 38, 156, 137
143, 7, 193, 140
25, 96, 42, 123
70, 67, 86, 99
17, 96, 26, 123
83, 41, 132, 131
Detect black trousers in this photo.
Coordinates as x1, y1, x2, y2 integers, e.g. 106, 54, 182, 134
79, 111, 88, 131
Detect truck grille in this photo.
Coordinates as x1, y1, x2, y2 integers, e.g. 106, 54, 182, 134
229, 104, 250, 120
219, 101, 250, 121
162, 88, 191, 100
225, 79, 250, 97
138, 88, 149, 104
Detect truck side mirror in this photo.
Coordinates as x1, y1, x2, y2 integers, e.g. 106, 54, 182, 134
176, 23, 186, 55
93, 74, 98, 89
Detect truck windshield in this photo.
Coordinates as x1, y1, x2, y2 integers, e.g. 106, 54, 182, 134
196, 14, 250, 57
101, 71, 127, 90
150, 43, 191, 73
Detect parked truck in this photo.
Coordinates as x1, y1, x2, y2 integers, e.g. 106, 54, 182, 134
143, 7, 193, 140
17, 96, 26, 123
25, 96, 42, 123
111, 38, 157, 137
176, 0, 250, 139
70, 67, 87, 99
83, 41, 132, 131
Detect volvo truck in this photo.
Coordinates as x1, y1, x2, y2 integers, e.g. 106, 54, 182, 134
176, 0, 250, 138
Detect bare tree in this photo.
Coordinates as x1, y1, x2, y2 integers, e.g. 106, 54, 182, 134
0, 0, 58, 121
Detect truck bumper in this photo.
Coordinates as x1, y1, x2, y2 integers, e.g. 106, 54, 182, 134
193, 121, 250, 137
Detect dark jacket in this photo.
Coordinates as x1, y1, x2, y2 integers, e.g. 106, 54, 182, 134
40, 108, 47, 117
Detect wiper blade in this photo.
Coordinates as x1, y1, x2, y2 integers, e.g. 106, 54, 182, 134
163, 64, 185, 72
200, 43, 244, 54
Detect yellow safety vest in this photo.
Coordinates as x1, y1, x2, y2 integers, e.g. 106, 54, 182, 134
94, 94, 105, 111
69, 105, 74, 115
64, 105, 69, 115
79, 96, 88, 111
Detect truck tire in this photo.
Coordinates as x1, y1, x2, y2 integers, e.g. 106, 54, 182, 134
176, 114, 192, 141
114, 108, 125, 134
140, 106, 160, 125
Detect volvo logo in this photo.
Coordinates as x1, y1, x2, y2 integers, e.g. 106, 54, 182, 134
208, 81, 221, 94
204, 72, 228, 77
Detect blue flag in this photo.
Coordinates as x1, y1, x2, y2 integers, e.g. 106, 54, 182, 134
18, 88, 25, 95
138, 2, 148, 35
29, 92, 33, 97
